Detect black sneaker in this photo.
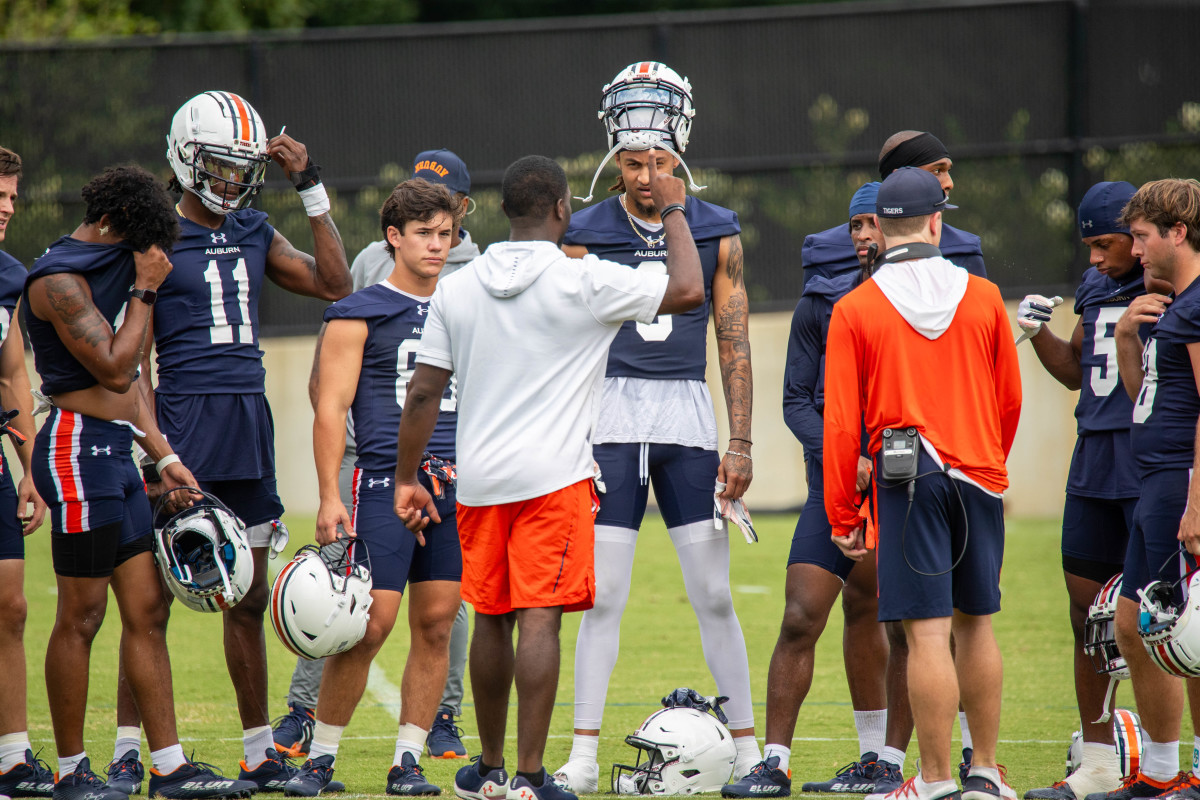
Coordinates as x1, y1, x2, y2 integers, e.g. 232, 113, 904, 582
722, 757, 791, 798
147, 760, 256, 799
284, 756, 336, 798
1025, 782, 1077, 800
106, 751, 145, 795
803, 754, 879, 793
427, 708, 468, 760
273, 706, 316, 760
1084, 775, 1180, 800
52, 759, 126, 800
386, 754, 441, 796
240, 750, 344, 794
0, 750, 55, 798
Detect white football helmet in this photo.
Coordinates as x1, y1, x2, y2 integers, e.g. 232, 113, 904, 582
1137, 568, 1200, 677
270, 542, 373, 661
611, 707, 736, 795
1113, 708, 1142, 778
166, 90, 271, 215
153, 488, 254, 613
1085, 573, 1129, 679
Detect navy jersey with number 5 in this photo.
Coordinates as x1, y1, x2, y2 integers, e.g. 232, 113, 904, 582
564, 196, 740, 381
1132, 279, 1200, 478
323, 282, 456, 471
154, 209, 274, 395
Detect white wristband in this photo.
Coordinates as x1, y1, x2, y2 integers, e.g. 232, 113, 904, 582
298, 183, 331, 217
156, 454, 181, 474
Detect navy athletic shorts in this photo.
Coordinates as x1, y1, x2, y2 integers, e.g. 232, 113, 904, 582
1061, 492, 1135, 579
1121, 469, 1190, 603
594, 442, 718, 529
788, 457, 857, 580
0, 451, 20, 561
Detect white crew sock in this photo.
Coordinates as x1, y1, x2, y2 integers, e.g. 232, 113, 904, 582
114, 727, 141, 764
1141, 738, 1179, 783
567, 734, 599, 764
243, 726, 274, 769
394, 724, 427, 766
58, 753, 86, 777
880, 746, 907, 771
151, 744, 187, 776
959, 712, 973, 751
763, 744, 791, 774
309, 721, 345, 762
854, 710, 887, 757
0, 733, 31, 772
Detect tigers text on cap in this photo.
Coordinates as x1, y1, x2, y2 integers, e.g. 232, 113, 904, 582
875, 167, 958, 218
412, 149, 470, 196
1078, 181, 1136, 239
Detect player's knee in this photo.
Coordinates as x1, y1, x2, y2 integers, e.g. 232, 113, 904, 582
841, 585, 879, 627
0, 586, 27, 638
357, 614, 397, 655
229, 577, 269, 619
690, 586, 735, 621
885, 620, 908, 653
58, 597, 108, 643
778, 597, 827, 648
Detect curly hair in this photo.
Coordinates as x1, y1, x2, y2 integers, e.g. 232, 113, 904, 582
380, 178, 463, 257
1120, 178, 1200, 253
0, 146, 21, 179
81, 165, 179, 252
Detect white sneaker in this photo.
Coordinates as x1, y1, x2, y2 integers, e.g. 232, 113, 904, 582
964, 767, 1018, 800
867, 777, 962, 800
552, 760, 599, 794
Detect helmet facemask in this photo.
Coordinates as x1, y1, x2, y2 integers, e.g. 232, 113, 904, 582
187, 144, 270, 214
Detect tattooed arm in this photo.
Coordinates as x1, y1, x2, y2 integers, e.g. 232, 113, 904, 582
712, 233, 753, 501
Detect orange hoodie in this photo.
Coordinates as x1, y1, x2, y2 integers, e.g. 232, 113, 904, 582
822, 273, 1021, 544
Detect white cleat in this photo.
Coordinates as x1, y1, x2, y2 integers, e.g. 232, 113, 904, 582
552, 761, 599, 795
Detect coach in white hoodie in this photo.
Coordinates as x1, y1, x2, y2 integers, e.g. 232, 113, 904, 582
392, 154, 704, 800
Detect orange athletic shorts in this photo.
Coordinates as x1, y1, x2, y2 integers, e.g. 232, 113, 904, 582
456, 478, 597, 616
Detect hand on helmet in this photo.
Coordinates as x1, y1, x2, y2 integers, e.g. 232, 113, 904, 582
316, 499, 353, 546
648, 155, 686, 214
158, 461, 201, 513
267, 132, 311, 178
1016, 294, 1063, 336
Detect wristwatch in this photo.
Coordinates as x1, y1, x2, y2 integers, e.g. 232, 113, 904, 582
130, 288, 157, 305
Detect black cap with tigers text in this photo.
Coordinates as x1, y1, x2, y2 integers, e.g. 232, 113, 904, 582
875, 167, 958, 218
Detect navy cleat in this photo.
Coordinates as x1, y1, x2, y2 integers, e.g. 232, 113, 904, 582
273, 706, 316, 760
871, 762, 905, 796
454, 758, 508, 800
284, 756, 336, 798
52, 759, 127, 800
803, 754, 879, 793
387, 753, 441, 796
147, 760, 256, 799
722, 757, 791, 798
106, 751, 145, 795
427, 708, 468, 760
506, 772, 575, 800
0, 750, 55, 798
240, 750, 343, 794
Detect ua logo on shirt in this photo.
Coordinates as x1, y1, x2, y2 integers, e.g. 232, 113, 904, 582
91, 445, 111, 456
211, 232, 228, 244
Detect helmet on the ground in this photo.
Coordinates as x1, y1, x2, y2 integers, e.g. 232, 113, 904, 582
611, 706, 736, 795
600, 61, 695, 154
1113, 708, 1142, 779
167, 90, 271, 215
1085, 573, 1130, 679
270, 542, 373, 660
1137, 570, 1200, 677
153, 488, 253, 613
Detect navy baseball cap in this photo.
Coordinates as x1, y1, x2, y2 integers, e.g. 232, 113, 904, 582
1078, 181, 1136, 238
412, 149, 471, 196
876, 167, 958, 218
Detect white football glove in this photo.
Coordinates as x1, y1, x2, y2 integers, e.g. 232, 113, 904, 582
1017, 294, 1064, 334
714, 480, 757, 543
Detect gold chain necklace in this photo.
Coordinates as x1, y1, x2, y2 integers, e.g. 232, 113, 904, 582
619, 194, 666, 248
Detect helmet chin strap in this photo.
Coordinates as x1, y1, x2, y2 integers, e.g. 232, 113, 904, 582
575, 134, 707, 203
1092, 675, 1120, 724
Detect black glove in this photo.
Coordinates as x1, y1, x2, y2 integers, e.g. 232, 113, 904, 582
661, 687, 730, 724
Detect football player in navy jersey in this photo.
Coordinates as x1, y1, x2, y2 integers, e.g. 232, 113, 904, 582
1096, 179, 1200, 800
109, 91, 352, 789
283, 179, 463, 798
23, 165, 257, 800
0, 145, 53, 800
1016, 182, 1144, 800
802, 130, 986, 287
555, 62, 760, 792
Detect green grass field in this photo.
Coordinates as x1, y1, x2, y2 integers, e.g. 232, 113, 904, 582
16, 513, 1173, 797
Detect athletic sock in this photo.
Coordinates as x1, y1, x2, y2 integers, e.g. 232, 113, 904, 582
517, 770, 544, 787
1141, 738, 1180, 783
0, 732, 32, 772
58, 753, 86, 777
763, 744, 791, 774
735, 735, 762, 764
854, 710, 887, 757
958, 712, 973, 751
114, 727, 141, 764
309, 721, 345, 762
568, 734, 599, 765
151, 744, 186, 776
394, 723, 427, 766
243, 726, 274, 769
880, 746, 907, 772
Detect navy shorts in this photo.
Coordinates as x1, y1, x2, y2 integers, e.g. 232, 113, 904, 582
1061, 492, 1135, 580
788, 458, 857, 580
874, 449, 1005, 621
157, 392, 276, 482
594, 442, 718, 529
1121, 469, 1190, 603
0, 452, 20, 561
350, 468, 461, 593
195, 476, 284, 531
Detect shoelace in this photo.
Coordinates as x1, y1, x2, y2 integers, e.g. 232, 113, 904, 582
29, 749, 55, 781
431, 715, 465, 739
887, 777, 921, 800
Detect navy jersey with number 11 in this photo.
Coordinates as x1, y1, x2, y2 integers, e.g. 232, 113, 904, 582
324, 281, 456, 471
